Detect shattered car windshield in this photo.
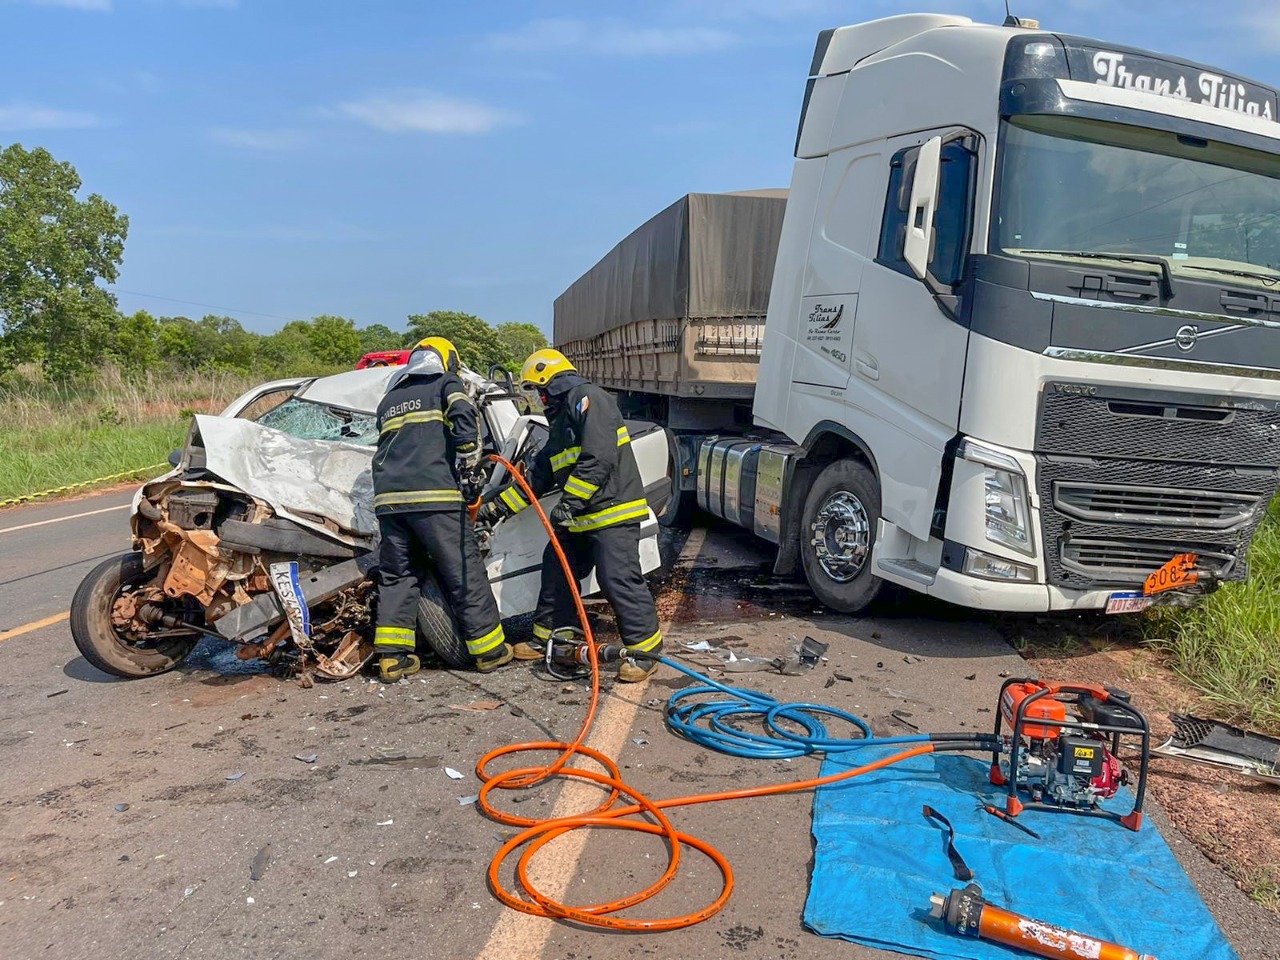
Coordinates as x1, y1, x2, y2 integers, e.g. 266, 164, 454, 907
252, 398, 379, 446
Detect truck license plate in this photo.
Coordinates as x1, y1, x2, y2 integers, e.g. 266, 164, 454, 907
1106, 591, 1152, 615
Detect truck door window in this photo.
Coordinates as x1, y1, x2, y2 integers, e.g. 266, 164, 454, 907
877, 139, 977, 286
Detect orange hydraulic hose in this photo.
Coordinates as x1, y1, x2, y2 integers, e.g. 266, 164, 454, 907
475, 455, 938, 931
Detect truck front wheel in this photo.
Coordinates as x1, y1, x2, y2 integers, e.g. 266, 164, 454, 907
799, 459, 884, 614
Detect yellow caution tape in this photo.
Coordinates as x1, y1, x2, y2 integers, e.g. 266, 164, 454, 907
0, 463, 169, 509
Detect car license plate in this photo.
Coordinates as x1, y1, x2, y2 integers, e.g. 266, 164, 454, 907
1106, 591, 1152, 615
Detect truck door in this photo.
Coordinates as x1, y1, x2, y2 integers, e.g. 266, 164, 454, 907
850, 129, 979, 531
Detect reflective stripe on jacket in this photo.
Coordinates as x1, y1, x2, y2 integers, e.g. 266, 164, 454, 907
372, 371, 477, 516
501, 376, 647, 532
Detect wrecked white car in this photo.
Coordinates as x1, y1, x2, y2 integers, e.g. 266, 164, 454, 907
69, 366, 670, 679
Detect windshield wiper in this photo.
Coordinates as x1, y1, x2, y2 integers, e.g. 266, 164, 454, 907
1176, 264, 1280, 287
1019, 249, 1175, 301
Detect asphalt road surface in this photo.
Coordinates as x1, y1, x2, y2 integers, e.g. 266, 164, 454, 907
0, 489, 1276, 959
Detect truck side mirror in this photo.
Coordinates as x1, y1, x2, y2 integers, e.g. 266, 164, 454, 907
903, 135, 942, 281
168, 449, 182, 467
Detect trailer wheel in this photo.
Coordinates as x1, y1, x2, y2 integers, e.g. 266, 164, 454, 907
70, 553, 200, 678
415, 573, 472, 669
799, 459, 884, 614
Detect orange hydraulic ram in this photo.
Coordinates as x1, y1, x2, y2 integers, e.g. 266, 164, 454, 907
929, 883, 1156, 960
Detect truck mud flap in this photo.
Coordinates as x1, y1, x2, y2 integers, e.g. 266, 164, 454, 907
213, 555, 375, 642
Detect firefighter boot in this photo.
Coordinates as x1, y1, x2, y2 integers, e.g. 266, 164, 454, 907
617, 643, 662, 683
513, 641, 544, 661
475, 643, 515, 673
379, 652, 421, 682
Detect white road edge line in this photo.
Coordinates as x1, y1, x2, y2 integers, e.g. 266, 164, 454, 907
477, 524, 707, 960
476, 680, 649, 960
0, 503, 130, 535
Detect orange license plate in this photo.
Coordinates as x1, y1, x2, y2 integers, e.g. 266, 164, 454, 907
1144, 553, 1199, 596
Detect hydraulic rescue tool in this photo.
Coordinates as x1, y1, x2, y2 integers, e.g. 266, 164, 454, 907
929, 883, 1157, 960
990, 679, 1150, 830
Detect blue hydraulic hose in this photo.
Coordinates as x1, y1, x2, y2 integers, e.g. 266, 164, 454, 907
658, 655, 933, 760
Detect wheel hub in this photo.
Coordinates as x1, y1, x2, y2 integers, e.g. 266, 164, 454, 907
810, 491, 870, 583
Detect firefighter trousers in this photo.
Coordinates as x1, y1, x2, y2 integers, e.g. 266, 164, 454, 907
533, 522, 661, 654
374, 510, 505, 658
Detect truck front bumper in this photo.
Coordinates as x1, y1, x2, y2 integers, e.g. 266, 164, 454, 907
921, 563, 1116, 613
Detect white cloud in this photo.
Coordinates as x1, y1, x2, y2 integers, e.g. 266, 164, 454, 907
29, 0, 112, 10
336, 92, 518, 135
0, 103, 102, 130
208, 127, 308, 151
488, 18, 738, 57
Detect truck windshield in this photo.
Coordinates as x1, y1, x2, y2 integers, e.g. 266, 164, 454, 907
993, 115, 1280, 281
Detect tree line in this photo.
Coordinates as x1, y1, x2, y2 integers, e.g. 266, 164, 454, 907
0, 142, 545, 383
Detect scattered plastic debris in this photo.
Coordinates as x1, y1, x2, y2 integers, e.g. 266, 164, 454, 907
903, 655, 925, 664
347, 870, 358, 878
295, 753, 318, 764
965, 673, 977, 681
183, 887, 195, 898
444, 767, 465, 780
377, 819, 394, 826
246, 897, 255, 904
458, 794, 479, 805
46, 689, 69, 699
349, 753, 440, 769
450, 700, 504, 712
632, 738, 649, 747
114, 803, 130, 813
226, 772, 245, 782
250, 845, 273, 881
324, 856, 338, 865
889, 710, 919, 731
681, 641, 715, 653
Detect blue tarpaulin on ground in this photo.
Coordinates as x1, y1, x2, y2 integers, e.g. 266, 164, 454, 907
803, 751, 1238, 960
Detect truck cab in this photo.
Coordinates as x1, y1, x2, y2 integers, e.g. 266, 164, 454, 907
755, 13, 1280, 613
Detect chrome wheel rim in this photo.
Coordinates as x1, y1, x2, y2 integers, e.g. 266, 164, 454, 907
810, 490, 870, 583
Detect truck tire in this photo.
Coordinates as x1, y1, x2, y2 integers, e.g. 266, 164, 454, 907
415, 573, 471, 669
70, 553, 200, 678
799, 459, 884, 614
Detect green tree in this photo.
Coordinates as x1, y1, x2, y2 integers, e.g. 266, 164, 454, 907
405, 311, 515, 372
358, 322, 403, 355
0, 144, 129, 380
109, 309, 160, 373
157, 316, 201, 369
307, 314, 361, 367
495, 321, 548, 366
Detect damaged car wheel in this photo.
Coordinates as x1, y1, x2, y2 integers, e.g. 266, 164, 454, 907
415, 573, 471, 669
70, 553, 200, 678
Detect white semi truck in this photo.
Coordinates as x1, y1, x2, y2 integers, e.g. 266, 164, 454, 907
556, 13, 1280, 615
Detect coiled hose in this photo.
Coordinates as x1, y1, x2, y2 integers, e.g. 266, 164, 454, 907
475, 455, 995, 931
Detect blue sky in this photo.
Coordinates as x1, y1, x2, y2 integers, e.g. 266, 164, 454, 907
2, 0, 1278, 336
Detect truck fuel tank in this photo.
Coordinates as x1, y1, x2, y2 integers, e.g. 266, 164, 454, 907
696, 438, 801, 544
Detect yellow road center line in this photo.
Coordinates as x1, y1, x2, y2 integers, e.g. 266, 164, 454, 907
0, 611, 70, 643
0, 503, 130, 535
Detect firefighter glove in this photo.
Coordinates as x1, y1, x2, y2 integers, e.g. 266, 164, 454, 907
550, 496, 583, 528
476, 499, 508, 525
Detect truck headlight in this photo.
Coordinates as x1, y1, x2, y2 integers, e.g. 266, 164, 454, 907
959, 440, 1036, 557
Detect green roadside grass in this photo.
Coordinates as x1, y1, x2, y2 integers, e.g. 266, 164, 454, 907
1146, 496, 1280, 734
0, 420, 186, 502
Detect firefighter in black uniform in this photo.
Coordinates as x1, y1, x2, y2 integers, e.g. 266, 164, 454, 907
371, 337, 512, 681
478, 349, 662, 682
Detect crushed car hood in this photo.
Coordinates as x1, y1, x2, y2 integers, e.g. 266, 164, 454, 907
189, 415, 376, 545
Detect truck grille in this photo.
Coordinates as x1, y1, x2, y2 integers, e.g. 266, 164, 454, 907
1060, 538, 1236, 581
1053, 482, 1260, 531
1035, 383, 1280, 590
